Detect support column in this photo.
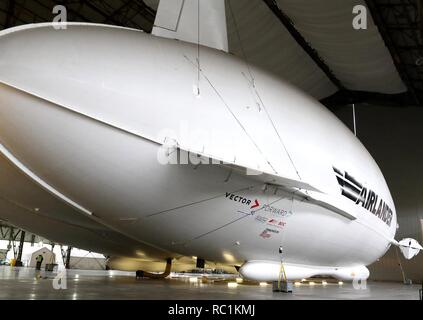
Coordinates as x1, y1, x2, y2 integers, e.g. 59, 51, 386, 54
196, 258, 205, 269
65, 246, 72, 269
7, 227, 14, 258
15, 230, 25, 267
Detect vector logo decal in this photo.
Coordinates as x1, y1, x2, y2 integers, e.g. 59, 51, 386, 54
259, 228, 279, 239
225, 192, 260, 209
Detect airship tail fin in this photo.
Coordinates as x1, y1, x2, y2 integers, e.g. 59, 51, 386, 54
397, 238, 423, 259
152, 0, 229, 52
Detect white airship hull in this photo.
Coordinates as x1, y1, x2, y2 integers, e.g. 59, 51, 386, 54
0, 23, 397, 280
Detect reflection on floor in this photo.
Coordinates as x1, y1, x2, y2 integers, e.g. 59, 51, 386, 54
0, 266, 420, 300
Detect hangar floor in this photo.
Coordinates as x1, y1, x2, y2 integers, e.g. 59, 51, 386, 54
0, 266, 420, 300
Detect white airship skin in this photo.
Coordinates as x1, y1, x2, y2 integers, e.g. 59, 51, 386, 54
0, 21, 419, 281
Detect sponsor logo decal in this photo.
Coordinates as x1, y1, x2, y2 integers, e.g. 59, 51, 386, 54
255, 215, 268, 223
259, 228, 279, 239
225, 193, 260, 209
268, 219, 286, 229
333, 167, 393, 226
263, 204, 293, 218
251, 199, 260, 209
255, 215, 286, 229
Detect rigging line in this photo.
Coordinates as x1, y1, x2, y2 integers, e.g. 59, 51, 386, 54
395, 246, 407, 283
228, 0, 255, 83
255, 91, 303, 181
183, 55, 278, 174
352, 103, 357, 137
183, 195, 288, 244
146, 183, 260, 218
189, 215, 250, 242
228, 0, 302, 182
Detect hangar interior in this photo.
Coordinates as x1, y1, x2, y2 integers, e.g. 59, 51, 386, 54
0, 0, 422, 299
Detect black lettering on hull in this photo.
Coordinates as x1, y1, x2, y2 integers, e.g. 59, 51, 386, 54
333, 167, 393, 227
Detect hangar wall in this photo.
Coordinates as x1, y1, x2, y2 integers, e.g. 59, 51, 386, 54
334, 105, 423, 283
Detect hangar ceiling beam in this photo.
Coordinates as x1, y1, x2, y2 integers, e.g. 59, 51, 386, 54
101, 0, 156, 32
365, 0, 421, 105
80, 0, 127, 27
418, 0, 423, 44
103, 0, 134, 24
0, 0, 47, 28
321, 90, 423, 110
262, 0, 346, 91
0, 7, 27, 28
80, 0, 153, 32
4, 0, 16, 28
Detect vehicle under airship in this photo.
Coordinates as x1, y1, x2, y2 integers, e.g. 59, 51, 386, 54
0, 0, 421, 282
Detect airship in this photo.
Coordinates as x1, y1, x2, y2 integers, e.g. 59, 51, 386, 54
0, 0, 420, 282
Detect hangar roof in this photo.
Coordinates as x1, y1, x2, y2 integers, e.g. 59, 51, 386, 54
0, 0, 422, 107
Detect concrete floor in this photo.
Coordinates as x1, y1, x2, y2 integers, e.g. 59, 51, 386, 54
0, 266, 420, 300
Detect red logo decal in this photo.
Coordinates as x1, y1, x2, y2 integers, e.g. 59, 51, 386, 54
251, 199, 260, 209
259, 230, 271, 239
